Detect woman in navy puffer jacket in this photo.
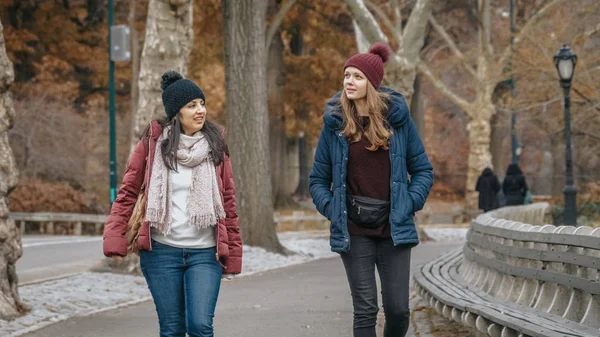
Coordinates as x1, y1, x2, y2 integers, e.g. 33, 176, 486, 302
309, 43, 433, 337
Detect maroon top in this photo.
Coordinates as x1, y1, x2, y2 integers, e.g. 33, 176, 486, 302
346, 116, 391, 238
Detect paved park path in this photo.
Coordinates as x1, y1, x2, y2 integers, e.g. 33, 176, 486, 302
24, 242, 462, 337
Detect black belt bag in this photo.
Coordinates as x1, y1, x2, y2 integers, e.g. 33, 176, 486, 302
346, 194, 390, 229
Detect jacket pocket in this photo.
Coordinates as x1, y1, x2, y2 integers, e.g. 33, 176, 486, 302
401, 183, 415, 216
330, 191, 339, 222
324, 201, 332, 220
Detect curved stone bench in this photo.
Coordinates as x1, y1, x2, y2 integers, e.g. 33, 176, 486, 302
414, 203, 600, 337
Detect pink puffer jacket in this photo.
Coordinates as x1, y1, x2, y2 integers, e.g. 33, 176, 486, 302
102, 120, 242, 274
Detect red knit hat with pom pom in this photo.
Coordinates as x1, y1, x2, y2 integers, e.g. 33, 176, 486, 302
344, 42, 392, 89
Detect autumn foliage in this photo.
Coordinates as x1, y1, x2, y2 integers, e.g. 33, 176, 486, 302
2, 0, 598, 213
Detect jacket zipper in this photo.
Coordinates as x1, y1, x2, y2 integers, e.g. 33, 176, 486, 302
215, 167, 219, 262
215, 169, 228, 270
215, 222, 219, 261
147, 125, 153, 250
337, 131, 350, 245
351, 198, 380, 214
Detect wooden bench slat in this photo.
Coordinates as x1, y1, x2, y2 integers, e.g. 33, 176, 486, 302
432, 253, 578, 335
446, 257, 597, 335
463, 245, 600, 295
471, 222, 600, 250
414, 250, 599, 337
468, 230, 600, 271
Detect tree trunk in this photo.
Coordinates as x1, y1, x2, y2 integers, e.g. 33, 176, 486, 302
409, 76, 432, 241
113, 0, 193, 273
267, 1, 296, 209
270, 118, 295, 208
538, 150, 553, 196
285, 137, 300, 193
288, 23, 311, 200
222, 0, 286, 254
407, 73, 429, 244
384, 64, 418, 106
86, 0, 104, 25
490, 110, 507, 179
409, 73, 424, 136
270, 121, 299, 209
129, 0, 194, 151
0, 19, 29, 320
465, 114, 493, 210
295, 131, 310, 198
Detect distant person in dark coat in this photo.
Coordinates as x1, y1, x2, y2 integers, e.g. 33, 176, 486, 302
503, 164, 528, 206
475, 167, 501, 212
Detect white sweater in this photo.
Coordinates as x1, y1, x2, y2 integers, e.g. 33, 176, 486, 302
151, 165, 216, 248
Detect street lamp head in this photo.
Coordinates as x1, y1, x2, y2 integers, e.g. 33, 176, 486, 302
554, 45, 577, 85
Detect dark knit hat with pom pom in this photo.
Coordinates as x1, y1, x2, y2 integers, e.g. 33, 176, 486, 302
344, 42, 392, 89
161, 71, 205, 120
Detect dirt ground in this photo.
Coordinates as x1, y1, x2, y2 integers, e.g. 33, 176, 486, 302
410, 302, 475, 337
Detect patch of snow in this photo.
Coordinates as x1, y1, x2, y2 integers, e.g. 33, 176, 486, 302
5, 229, 468, 336
4, 231, 335, 337
22, 237, 102, 248
3, 273, 151, 337
423, 228, 469, 243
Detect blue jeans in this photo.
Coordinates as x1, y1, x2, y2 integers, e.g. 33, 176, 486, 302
140, 240, 223, 337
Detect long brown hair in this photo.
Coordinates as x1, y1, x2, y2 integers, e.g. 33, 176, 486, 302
340, 82, 392, 151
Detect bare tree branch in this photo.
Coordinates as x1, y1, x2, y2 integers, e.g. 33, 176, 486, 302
401, 0, 433, 63
353, 20, 371, 53
584, 22, 600, 38
364, 0, 403, 48
557, 131, 600, 142
392, 0, 403, 37
572, 87, 600, 111
497, 0, 567, 74
345, 0, 408, 67
417, 61, 473, 114
428, 14, 477, 78
479, 0, 491, 57
344, 0, 389, 44
496, 97, 562, 113
266, 0, 298, 49
424, 43, 449, 62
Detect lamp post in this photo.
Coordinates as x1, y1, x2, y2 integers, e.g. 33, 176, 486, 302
553, 45, 578, 226
108, 0, 117, 205
509, 0, 519, 165
107, 3, 131, 205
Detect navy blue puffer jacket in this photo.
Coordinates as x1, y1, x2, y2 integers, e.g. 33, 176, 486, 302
309, 88, 433, 253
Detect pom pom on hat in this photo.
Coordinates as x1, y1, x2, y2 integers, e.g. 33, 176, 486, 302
160, 70, 205, 120
161, 71, 183, 90
368, 42, 392, 63
344, 42, 392, 89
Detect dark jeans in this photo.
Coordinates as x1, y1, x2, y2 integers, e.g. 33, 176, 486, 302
140, 240, 223, 337
341, 236, 412, 337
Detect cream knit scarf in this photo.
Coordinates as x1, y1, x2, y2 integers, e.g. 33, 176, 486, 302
146, 126, 225, 235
